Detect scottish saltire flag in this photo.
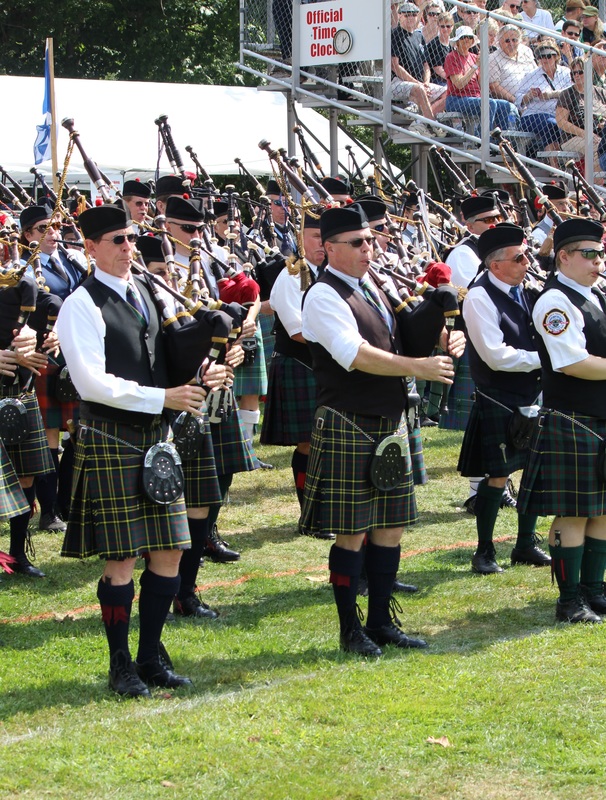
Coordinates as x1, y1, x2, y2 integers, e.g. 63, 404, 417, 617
33, 41, 52, 164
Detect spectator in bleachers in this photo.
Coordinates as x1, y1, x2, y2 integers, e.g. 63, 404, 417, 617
560, 20, 583, 65
487, 18, 500, 51
555, 0, 587, 31
580, 6, 604, 43
516, 41, 571, 158
556, 56, 606, 178
392, 2, 448, 128
419, 2, 444, 45
454, 5, 481, 33
520, 0, 555, 41
444, 26, 520, 132
489, 24, 536, 103
500, 1, 523, 18
592, 39, 606, 86
426, 12, 454, 84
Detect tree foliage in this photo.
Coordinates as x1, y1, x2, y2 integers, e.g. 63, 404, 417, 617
0, 0, 256, 85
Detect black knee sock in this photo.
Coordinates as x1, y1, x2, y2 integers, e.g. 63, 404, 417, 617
291, 449, 308, 510
9, 485, 36, 558
580, 536, 606, 597
178, 517, 210, 596
97, 578, 134, 659
516, 513, 538, 549
206, 474, 234, 531
57, 438, 74, 518
137, 569, 181, 664
365, 541, 400, 629
328, 545, 364, 632
550, 543, 584, 602
36, 448, 59, 517
475, 479, 504, 549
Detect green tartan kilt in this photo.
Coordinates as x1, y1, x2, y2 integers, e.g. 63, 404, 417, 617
62, 419, 190, 560
458, 392, 531, 478
300, 407, 417, 537
232, 327, 268, 396
258, 310, 276, 374
408, 421, 427, 486
0, 438, 29, 519
210, 406, 256, 477
180, 410, 222, 508
518, 410, 606, 518
260, 354, 317, 446
439, 350, 475, 432
1, 385, 54, 478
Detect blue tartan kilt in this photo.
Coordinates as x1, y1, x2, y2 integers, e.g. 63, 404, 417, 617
232, 327, 268, 397
1, 385, 54, 478
458, 391, 531, 478
439, 350, 475, 431
260, 353, 317, 445
210, 406, 256, 477
258, 310, 276, 374
300, 407, 418, 537
0, 439, 29, 519
518, 410, 606, 518
62, 419, 190, 560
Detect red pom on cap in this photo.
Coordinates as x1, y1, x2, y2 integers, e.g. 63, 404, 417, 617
95, 197, 103, 206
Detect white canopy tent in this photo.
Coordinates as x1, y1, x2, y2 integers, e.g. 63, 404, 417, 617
0, 76, 373, 188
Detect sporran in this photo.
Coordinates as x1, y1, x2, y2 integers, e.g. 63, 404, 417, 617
0, 397, 29, 444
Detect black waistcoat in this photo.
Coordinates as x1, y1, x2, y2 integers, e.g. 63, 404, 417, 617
538, 274, 606, 417
80, 275, 168, 426
305, 270, 407, 419
467, 271, 541, 403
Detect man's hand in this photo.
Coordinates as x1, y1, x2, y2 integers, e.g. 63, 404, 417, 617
11, 325, 37, 359
41, 329, 61, 358
438, 328, 466, 358
164, 384, 207, 415
16, 350, 48, 376
411, 354, 455, 384
202, 361, 228, 391
0, 349, 18, 377
225, 344, 245, 369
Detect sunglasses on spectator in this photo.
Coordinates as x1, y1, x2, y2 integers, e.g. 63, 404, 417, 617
571, 69, 584, 76
331, 236, 376, 248
569, 247, 606, 260
537, 53, 557, 59
503, 38, 520, 44
32, 221, 62, 233
440, 24, 453, 28
427, 11, 440, 16
178, 223, 204, 233
101, 233, 138, 245
565, 29, 581, 37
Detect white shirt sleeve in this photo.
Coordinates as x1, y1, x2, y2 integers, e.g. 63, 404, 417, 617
532, 288, 590, 371
463, 286, 541, 372
301, 282, 365, 371
445, 244, 481, 288
270, 268, 304, 337
56, 286, 166, 413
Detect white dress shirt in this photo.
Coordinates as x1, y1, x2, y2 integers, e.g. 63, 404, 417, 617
270, 262, 319, 337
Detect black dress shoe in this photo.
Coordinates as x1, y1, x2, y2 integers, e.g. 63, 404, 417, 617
556, 595, 602, 624
136, 649, 193, 688
340, 625, 383, 657
500, 487, 517, 509
109, 650, 151, 698
580, 585, 606, 615
393, 579, 419, 594
511, 543, 551, 567
11, 556, 46, 578
357, 576, 369, 597
173, 592, 219, 620
463, 495, 477, 516
364, 622, 428, 649
298, 522, 336, 541
471, 546, 503, 575
203, 524, 240, 562
38, 512, 67, 533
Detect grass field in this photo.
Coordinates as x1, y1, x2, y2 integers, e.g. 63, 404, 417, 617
1, 428, 605, 800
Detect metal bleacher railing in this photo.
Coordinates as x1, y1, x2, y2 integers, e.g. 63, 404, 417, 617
238, 0, 606, 193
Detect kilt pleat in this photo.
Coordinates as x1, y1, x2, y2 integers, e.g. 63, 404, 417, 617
258, 311, 276, 374
62, 419, 190, 560
233, 327, 268, 396
408, 422, 427, 485
458, 391, 531, 478
518, 410, 606, 518
2, 386, 54, 477
210, 406, 256, 477
0, 439, 29, 519
260, 354, 317, 445
180, 411, 222, 507
35, 362, 79, 430
300, 407, 417, 537
439, 351, 475, 431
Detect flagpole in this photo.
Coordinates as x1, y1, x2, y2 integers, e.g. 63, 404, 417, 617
47, 38, 59, 193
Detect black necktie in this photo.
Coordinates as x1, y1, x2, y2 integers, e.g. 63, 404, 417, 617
49, 254, 69, 283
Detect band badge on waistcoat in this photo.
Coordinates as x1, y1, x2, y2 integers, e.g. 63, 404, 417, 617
542, 309, 569, 336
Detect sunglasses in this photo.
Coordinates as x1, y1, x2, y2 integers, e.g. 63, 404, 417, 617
440, 24, 453, 28
373, 223, 387, 232
503, 38, 520, 44
537, 53, 557, 59
33, 221, 62, 233
477, 214, 503, 224
271, 199, 285, 206
331, 236, 376, 248
566, 30, 581, 37
497, 252, 529, 264
569, 247, 606, 259
133, 200, 149, 207
101, 233, 138, 245
571, 69, 584, 76
178, 223, 204, 233
509, 3, 522, 8
427, 11, 440, 16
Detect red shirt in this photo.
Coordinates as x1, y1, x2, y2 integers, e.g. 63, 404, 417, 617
444, 50, 479, 97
